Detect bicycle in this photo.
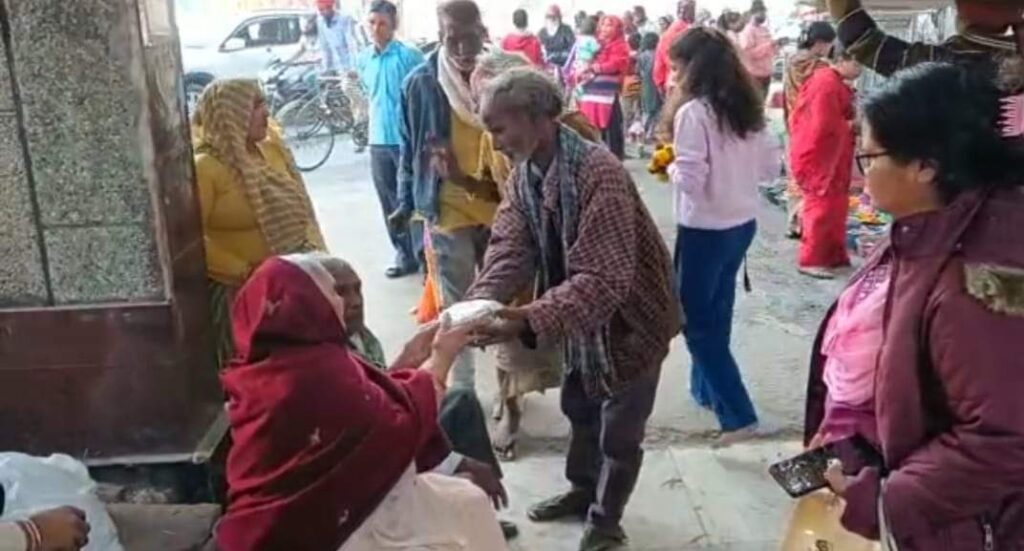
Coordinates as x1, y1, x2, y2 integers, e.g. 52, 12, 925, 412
276, 75, 358, 172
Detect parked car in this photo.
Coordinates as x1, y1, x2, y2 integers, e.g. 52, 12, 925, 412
180, 9, 314, 113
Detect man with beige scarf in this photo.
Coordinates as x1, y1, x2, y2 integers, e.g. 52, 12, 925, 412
392, 0, 502, 393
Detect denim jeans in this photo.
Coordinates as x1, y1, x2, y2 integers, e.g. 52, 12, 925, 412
370, 146, 419, 270
674, 220, 758, 432
430, 225, 491, 390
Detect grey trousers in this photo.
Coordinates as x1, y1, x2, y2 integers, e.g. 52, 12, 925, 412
561, 367, 660, 529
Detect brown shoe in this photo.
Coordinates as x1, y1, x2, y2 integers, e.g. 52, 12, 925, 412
527, 489, 592, 522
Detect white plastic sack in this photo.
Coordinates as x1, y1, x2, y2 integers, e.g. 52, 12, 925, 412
0, 453, 123, 551
439, 299, 504, 329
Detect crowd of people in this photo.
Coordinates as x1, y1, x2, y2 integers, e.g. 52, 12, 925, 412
173, 0, 1024, 550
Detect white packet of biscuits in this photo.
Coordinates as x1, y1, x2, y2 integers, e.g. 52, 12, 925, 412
439, 299, 504, 329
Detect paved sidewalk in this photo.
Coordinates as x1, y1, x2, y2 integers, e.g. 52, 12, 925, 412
503, 441, 803, 551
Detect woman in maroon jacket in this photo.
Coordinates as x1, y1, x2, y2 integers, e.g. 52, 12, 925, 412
804, 62, 1024, 549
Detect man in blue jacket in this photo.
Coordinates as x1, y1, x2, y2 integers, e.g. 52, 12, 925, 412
390, 0, 501, 392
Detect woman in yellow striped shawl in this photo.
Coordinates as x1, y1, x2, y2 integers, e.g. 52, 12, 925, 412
192, 79, 327, 368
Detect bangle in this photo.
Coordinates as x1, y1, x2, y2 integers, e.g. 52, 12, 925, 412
17, 520, 41, 551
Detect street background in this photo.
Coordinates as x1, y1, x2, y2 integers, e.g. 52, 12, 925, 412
174, 0, 803, 46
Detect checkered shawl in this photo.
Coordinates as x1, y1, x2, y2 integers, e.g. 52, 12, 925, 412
516, 128, 617, 397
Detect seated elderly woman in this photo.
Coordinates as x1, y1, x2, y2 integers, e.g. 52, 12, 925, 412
317, 254, 506, 485
805, 62, 1024, 549
215, 254, 508, 551
192, 79, 326, 368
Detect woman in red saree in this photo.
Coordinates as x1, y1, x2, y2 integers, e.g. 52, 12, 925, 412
215, 254, 507, 551
788, 48, 861, 279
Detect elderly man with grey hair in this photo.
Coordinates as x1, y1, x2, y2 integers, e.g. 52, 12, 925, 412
467, 68, 680, 551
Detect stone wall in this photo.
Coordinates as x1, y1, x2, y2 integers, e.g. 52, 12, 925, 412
0, 0, 166, 307
0, 0, 223, 460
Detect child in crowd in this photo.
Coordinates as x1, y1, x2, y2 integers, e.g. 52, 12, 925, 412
571, 16, 601, 101
623, 32, 644, 148
635, 32, 662, 155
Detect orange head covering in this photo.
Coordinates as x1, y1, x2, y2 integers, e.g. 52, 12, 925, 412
316, 0, 335, 10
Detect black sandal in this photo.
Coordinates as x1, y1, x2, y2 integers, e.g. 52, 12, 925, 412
527, 490, 592, 522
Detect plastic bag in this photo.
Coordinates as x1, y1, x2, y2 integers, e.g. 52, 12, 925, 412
0, 453, 124, 551
780, 490, 879, 551
438, 300, 504, 329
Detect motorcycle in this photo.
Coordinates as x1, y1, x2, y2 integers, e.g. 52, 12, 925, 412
259, 58, 319, 115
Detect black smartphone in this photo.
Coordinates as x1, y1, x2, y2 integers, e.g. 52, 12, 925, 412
768, 434, 882, 498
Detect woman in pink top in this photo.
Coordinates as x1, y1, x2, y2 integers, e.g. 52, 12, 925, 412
737, 1, 776, 97
666, 28, 780, 446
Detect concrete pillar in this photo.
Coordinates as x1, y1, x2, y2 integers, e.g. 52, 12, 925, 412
0, 0, 223, 462
0, 0, 165, 307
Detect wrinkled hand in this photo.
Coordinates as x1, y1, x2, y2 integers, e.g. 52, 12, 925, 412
32, 507, 90, 551
387, 208, 412, 233
824, 458, 849, 496
471, 307, 529, 348
431, 320, 483, 366
390, 322, 440, 370
429, 144, 467, 187
457, 457, 509, 510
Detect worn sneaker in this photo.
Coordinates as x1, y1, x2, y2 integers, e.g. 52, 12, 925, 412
578, 524, 627, 551
527, 489, 592, 522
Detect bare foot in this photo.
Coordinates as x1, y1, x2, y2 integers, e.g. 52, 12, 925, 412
798, 266, 837, 280
493, 398, 521, 461
712, 424, 759, 449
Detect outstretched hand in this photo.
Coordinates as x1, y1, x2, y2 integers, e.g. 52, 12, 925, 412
390, 322, 439, 370
457, 457, 509, 510
471, 307, 530, 348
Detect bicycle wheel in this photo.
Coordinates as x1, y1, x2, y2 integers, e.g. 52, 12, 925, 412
323, 84, 354, 134
277, 98, 335, 172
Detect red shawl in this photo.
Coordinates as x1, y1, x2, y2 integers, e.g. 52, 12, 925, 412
653, 19, 691, 91
215, 257, 449, 551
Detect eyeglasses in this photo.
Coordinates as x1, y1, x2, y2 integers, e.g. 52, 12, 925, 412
855, 151, 890, 175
